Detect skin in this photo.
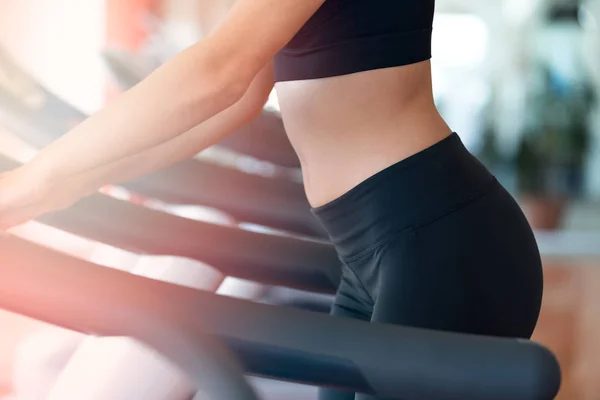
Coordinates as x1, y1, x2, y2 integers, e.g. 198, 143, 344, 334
277, 61, 451, 206
0, 0, 451, 230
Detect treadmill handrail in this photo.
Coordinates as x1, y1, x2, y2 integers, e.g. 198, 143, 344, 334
0, 154, 340, 293
121, 158, 326, 237
0, 234, 561, 400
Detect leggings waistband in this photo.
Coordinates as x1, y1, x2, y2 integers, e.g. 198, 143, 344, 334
311, 133, 496, 261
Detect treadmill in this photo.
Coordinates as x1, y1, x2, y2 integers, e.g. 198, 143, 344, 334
0, 137, 561, 399
0, 48, 338, 315
0, 154, 339, 294
0, 45, 335, 310
0, 134, 562, 400
0, 47, 323, 238
0, 47, 560, 399
0, 233, 561, 400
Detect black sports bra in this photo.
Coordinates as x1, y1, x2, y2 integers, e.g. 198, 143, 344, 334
274, 0, 435, 82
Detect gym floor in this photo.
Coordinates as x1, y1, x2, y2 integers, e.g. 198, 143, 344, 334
534, 260, 600, 400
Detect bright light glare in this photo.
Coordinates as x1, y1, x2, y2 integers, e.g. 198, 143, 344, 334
503, 0, 542, 23
265, 88, 280, 112
432, 14, 489, 68
580, 7, 598, 31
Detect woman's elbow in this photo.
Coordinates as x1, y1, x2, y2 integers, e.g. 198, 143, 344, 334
240, 66, 275, 122
245, 84, 272, 120
202, 61, 271, 125
172, 46, 254, 118
215, 68, 253, 108
200, 67, 250, 113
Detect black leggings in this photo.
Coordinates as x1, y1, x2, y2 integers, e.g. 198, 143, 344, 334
312, 133, 544, 400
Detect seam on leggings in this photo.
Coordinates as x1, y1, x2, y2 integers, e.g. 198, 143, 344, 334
342, 177, 498, 264
344, 225, 416, 264
313, 135, 460, 216
412, 177, 499, 229
343, 263, 376, 305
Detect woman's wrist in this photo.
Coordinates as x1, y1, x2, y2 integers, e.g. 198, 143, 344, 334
17, 156, 87, 208
15, 162, 52, 195
27, 148, 69, 182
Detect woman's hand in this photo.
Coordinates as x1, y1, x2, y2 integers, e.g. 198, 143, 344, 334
0, 166, 82, 231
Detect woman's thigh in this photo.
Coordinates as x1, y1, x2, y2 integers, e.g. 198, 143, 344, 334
371, 184, 543, 339
334, 186, 543, 400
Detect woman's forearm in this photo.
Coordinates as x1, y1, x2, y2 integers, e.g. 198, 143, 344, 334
70, 99, 264, 196
0, 0, 328, 231
28, 41, 251, 185
60, 63, 274, 198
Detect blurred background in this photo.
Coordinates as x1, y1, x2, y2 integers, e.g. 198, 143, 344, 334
0, 0, 598, 399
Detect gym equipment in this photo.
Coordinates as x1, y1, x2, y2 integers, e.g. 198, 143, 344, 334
0, 44, 568, 398
0, 233, 561, 399
6, 47, 597, 256
0, 150, 562, 398
0, 48, 331, 312
0, 47, 323, 238
0, 154, 340, 294
102, 48, 301, 169
42, 256, 226, 400
123, 158, 322, 237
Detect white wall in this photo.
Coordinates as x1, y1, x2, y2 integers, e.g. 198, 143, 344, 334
0, 0, 107, 114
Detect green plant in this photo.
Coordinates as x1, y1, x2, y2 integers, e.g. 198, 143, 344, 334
515, 65, 595, 198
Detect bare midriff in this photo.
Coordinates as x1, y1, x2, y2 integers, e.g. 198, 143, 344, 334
275, 60, 453, 208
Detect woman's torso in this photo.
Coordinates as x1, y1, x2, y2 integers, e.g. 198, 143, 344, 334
273, 0, 452, 207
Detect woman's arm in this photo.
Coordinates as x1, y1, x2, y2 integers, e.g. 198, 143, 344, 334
67, 62, 274, 197
26, 0, 326, 186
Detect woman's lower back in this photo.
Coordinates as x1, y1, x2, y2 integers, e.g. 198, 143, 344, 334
275, 60, 452, 207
